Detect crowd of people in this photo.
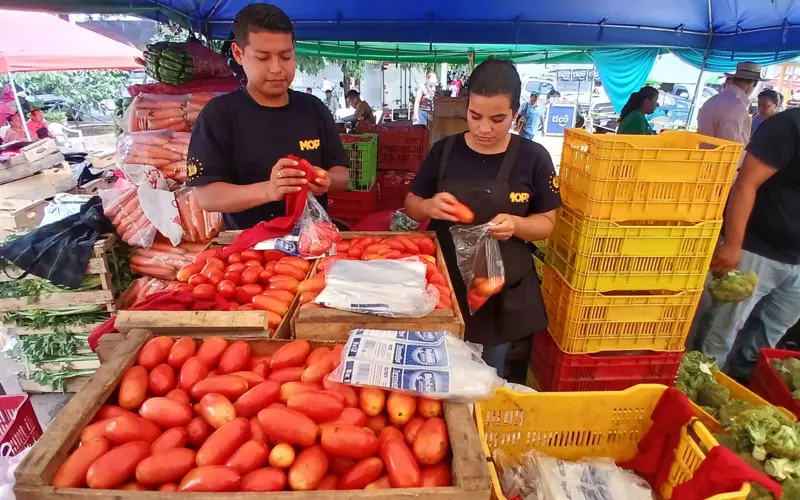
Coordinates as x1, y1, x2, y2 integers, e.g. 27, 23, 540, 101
0, 108, 54, 145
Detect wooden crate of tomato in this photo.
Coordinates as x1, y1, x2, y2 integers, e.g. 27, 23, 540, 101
14, 329, 491, 499
292, 232, 465, 341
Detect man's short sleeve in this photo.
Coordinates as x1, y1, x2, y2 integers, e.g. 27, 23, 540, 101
185, 102, 232, 187
409, 140, 444, 200
746, 112, 799, 171
529, 147, 562, 215
318, 101, 347, 170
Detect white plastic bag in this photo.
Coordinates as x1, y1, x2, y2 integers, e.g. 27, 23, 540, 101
314, 259, 438, 318
328, 328, 503, 401
137, 183, 183, 247
298, 193, 341, 258
449, 223, 506, 314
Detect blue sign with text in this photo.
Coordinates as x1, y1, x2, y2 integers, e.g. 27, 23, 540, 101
545, 104, 577, 136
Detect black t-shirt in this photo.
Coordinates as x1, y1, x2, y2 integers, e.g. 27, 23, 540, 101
743, 108, 800, 264
409, 133, 562, 216
185, 89, 348, 229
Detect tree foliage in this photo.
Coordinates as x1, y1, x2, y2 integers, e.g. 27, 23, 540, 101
13, 71, 128, 109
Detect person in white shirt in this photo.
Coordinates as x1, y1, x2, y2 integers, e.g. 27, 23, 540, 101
697, 62, 762, 145
323, 89, 338, 115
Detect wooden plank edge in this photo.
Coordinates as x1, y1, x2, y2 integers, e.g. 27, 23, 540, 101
445, 403, 492, 493
15, 330, 151, 487
0, 290, 115, 312
17, 375, 92, 394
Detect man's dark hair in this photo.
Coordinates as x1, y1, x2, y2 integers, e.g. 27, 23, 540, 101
466, 58, 521, 112
345, 90, 360, 99
325, 89, 332, 94
758, 89, 780, 105
233, 4, 294, 47
36, 127, 49, 140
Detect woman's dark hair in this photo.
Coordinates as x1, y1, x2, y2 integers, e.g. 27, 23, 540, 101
758, 89, 780, 105
466, 58, 522, 113
619, 86, 659, 122
233, 4, 294, 47
345, 90, 360, 99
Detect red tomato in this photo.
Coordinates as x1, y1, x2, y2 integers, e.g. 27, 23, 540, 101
287, 391, 344, 423
380, 438, 421, 488
204, 269, 225, 286
262, 289, 295, 306
269, 276, 300, 294
177, 263, 203, 282
202, 258, 226, 273
235, 284, 263, 304
273, 262, 307, 281
193, 248, 221, 265
258, 269, 275, 284
450, 201, 475, 223
320, 424, 380, 460
241, 266, 263, 285
225, 262, 246, 274
237, 304, 255, 311
257, 405, 318, 447
244, 260, 263, 268
252, 295, 289, 316
216, 280, 236, 299
187, 274, 209, 286
227, 252, 243, 264
288, 445, 329, 491
175, 283, 194, 294
241, 250, 264, 263
262, 250, 285, 262
224, 270, 243, 285
192, 283, 217, 299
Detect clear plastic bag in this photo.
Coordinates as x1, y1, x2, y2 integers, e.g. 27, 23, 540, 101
118, 277, 172, 309
117, 130, 188, 184
123, 92, 221, 133
708, 269, 759, 303
100, 187, 157, 248
175, 188, 223, 242
327, 328, 503, 400
314, 259, 438, 318
298, 193, 342, 258
449, 223, 506, 314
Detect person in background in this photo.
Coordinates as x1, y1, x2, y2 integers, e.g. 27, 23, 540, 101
449, 77, 459, 97
514, 91, 544, 141
305, 87, 313, 95
404, 59, 561, 375
413, 72, 437, 126
27, 109, 52, 139
697, 107, 800, 379
185, 4, 349, 230
323, 89, 338, 116
344, 90, 375, 126
697, 62, 762, 145
751, 89, 780, 135
3, 114, 27, 143
616, 86, 659, 135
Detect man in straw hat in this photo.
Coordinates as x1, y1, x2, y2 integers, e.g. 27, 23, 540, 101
697, 62, 763, 146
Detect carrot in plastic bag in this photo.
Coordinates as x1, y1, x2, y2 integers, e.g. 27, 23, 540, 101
131, 134, 169, 146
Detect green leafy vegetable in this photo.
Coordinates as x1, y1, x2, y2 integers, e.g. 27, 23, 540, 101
3, 306, 109, 330
768, 426, 800, 460
708, 270, 758, 302
19, 332, 84, 364
30, 368, 94, 392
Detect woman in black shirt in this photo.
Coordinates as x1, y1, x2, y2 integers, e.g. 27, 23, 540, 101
405, 59, 561, 374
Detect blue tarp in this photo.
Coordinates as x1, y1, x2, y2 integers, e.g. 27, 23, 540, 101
17, 1, 800, 51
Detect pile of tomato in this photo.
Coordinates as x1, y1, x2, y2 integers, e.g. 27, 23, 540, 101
52, 337, 452, 492
298, 235, 454, 312
173, 249, 313, 330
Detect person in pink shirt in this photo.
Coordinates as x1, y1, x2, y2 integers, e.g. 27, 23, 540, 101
27, 109, 52, 139
3, 114, 28, 143
697, 62, 762, 146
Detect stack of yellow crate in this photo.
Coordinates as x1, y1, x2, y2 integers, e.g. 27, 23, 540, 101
530, 129, 742, 392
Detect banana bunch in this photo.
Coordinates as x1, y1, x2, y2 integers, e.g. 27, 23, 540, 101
144, 42, 195, 85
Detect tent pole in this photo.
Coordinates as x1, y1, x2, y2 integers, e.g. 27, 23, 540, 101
687, 0, 713, 130
8, 72, 31, 141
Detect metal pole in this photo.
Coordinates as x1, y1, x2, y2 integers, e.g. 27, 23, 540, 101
687, 0, 714, 131
586, 64, 596, 131
8, 72, 31, 141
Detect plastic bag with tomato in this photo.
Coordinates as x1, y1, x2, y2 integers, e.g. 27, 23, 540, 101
298, 193, 341, 258
449, 223, 506, 314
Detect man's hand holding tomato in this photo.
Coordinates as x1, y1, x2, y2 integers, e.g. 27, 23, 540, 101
308, 167, 331, 195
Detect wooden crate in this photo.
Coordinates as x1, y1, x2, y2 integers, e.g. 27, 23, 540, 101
0, 153, 66, 185
292, 231, 465, 341
15, 329, 491, 500
17, 375, 92, 394
0, 164, 76, 201
86, 151, 116, 171
0, 199, 46, 231
0, 235, 118, 313
7, 139, 58, 167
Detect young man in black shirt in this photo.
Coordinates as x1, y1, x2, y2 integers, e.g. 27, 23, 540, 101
699, 108, 800, 379
185, 4, 349, 229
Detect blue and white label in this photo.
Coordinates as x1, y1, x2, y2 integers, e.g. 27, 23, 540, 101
544, 103, 577, 136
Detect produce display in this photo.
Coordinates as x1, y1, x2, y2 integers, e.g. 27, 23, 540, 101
129, 240, 207, 282
127, 92, 217, 133
53, 337, 452, 492
676, 352, 800, 498
708, 269, 758, 303
772, 358, 800, 400
118, 131, 190, 183
300, 235, 454, 312
142, 40, 232, 86
102, 188, 157, 247
175, 188, 223, 243
175, 248, 313, 329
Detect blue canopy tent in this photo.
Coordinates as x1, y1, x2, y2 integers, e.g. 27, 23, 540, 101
10, 1, 800, 110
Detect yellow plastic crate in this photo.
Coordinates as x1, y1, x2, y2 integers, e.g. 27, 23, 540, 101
560, 129, 741, 222
542, 265, 700, 353
546, 206, 722, 291
475, 385, 749, 500
691, 371, 796, 434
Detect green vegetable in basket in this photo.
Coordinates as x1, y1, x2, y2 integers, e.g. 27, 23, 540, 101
730, 407, 784, 461
783, 478, 800, 500
767, 426, 800, 460
765, 458, 800, 481
697, 382, 732, 409
772, 358, 800, 399
719, 399, 755, 428
675, 351, 720, 401
708, 269, 758, 302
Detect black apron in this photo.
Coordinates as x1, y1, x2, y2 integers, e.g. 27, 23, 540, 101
429, 134, 548, 347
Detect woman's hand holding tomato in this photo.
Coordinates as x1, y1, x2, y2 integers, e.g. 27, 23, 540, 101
422, 193, 459, 222
488, 214, 516, 241
308, 167, 331, 196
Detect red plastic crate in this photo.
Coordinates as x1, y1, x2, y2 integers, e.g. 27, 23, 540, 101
529, 331, 682, 392
751, 347, 800, 418
327, 186, 378, 228
0, 395, 41, 455
377, 171, 415, 211
357, 124, 429, 173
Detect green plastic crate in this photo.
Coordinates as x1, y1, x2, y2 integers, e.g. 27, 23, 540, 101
341, 133, 377, 191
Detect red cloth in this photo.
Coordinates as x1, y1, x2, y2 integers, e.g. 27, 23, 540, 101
621, 388, 696, 488
221, 156, 312, 258
88, 291, 229, 351
671, 446, 782, 500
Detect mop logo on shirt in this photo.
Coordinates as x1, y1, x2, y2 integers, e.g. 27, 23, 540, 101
510, 192, 530, 203
299, 138, 320, 151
